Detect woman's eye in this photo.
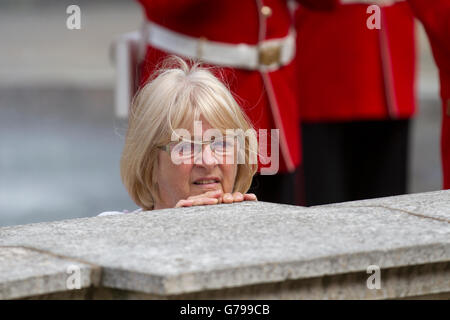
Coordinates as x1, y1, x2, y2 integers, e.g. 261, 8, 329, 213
213, 140, 233, 152
173, 142, 193, 156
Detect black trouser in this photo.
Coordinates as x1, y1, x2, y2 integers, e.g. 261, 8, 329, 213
301, 119, 410, 206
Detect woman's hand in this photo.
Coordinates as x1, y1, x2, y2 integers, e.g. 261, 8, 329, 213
175, 190, 257, 208
221, 192, 257, 204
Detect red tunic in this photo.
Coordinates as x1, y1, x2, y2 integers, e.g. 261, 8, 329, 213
136, 0, 301, 173
408, 0, 450, 189
295, 1, 417, 122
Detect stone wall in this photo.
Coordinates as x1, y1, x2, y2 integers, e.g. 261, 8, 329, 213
1, 190, 449, 299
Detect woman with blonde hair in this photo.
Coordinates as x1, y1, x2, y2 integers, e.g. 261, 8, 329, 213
101, 56, 258, 215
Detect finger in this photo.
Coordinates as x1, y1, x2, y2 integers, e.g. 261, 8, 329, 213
175, 199, 194, 208
232, 192, 244, 202
192, 197, 219, 206
243, 193, 257, 201
222, 193, 234, 204
207, 189, 224, 198
188, 189, 223, 200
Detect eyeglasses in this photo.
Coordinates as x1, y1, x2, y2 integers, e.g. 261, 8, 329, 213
158, 136, 237, 160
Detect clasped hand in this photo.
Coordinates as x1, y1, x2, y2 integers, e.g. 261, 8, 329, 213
175, 190, 257, 208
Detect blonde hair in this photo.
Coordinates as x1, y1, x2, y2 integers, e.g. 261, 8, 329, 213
121, 56, 258, 210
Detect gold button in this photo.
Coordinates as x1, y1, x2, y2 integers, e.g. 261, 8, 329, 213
446, 99, 450, 117
261, 6, 272, 17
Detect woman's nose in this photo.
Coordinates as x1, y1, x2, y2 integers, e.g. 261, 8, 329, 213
195, 144, 218, 166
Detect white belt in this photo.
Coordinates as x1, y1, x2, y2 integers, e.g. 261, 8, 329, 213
144, 21, 296, 71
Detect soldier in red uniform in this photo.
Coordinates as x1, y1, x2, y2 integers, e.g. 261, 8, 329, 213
295, 0, 417, 205
408, 0, 450, 189
135, 0, 303, 204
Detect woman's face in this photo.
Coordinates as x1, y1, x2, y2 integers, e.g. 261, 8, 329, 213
154, 118, 238, 209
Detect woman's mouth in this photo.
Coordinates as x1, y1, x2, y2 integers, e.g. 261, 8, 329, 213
194, 180, 217, 185
193, 178, 220, 186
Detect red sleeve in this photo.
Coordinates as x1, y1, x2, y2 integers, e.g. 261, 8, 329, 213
408, 0, 450, 190
407, 0, 450, 56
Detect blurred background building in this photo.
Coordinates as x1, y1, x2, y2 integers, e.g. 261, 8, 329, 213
0, 0, 442, 226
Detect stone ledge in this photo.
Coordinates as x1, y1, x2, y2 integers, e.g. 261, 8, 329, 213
1, 190, 449, 299
0, 246, 100, 299
317, 189, 450, 223
21, 262, 450, 300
